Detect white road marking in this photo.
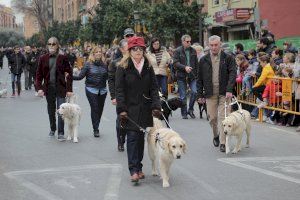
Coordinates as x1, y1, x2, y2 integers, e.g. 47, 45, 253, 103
104, 165, 123, 200
4, 164, 123, 200
269, 126, 299, 135
218, 156, 300, 184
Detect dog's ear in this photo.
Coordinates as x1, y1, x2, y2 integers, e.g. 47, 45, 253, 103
166, 141, 173, 154
182, 140, 187, 154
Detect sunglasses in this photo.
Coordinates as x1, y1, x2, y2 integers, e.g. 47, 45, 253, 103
185, 40, 191, 43
131, 46, 144, 52
48, 43, 57, 46
125, 34, 134, 38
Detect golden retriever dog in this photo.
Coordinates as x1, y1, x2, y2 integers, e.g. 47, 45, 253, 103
147, 118, 186, 187
57, 103, 81, 143
222, 109, 251, 154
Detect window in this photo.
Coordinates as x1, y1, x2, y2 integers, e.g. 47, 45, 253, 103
213, 0, 220, 6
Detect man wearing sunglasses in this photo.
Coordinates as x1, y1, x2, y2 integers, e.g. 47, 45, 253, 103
36, 37, 73, 141
113, 28, 135, 60
173, 34, 198, 119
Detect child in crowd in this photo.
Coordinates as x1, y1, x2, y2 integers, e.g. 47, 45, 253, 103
236, 54, 249, 87
240, 51, 259, 95
271, 48, 283, 71
266, 67, 294, 125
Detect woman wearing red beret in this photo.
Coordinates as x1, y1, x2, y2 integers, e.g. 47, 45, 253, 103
115, 36, 161, 183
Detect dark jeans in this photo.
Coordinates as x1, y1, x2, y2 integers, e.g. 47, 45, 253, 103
252, 85, 266, 101
11, 73, 21, 94
126, 130, 145, 175
85, 89, 107, 131
177, 79, 197, 116
116, 116, 126, 146
155, 75, 168, 98
46, 86, 65, 135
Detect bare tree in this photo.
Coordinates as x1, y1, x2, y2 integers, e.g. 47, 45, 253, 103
12, 0, 48, 37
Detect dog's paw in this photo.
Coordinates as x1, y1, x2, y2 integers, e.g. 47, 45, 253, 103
232, 149, 238, 154
73, 137, 78, 143
162, 181, 170, 188
245, 144, 250, 148
66, 136, 72, 141
152, 172, 159, 176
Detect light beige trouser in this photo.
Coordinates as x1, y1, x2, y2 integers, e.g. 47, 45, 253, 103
206, 95, 231, 145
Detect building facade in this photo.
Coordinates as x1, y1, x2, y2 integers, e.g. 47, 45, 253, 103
207, 0, 257, 41
258, 0, 300, 39
23, 14, 40, 39
0, 4, 17, 31
53, 0, 87, 23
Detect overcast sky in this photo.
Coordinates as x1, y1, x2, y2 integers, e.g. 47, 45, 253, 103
1, 0, 24, 24
1, 0, 11, 7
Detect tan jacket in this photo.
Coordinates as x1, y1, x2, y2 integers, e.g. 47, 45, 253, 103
147, 49, 171, 76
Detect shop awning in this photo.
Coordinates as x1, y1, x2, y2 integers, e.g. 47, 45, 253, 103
227, 24, 250, 32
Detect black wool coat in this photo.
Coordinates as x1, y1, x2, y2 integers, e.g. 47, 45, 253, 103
197, 51, 236, 98
115, 58, 161, 131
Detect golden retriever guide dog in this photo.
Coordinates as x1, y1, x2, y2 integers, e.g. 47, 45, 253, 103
222, 109, 251, 154
147, 118, 186, 187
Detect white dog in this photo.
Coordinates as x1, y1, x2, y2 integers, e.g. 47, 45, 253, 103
222, 109, 251, 154
147, 118, 186, 187
57, 102, 81, 143
0, 89, 7, 98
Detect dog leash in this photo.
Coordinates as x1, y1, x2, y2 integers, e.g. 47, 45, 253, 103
124, 116, 149, 134
224, 95, 243, 118
161, 112, 173, 130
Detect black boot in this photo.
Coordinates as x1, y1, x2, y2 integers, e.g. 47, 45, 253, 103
93, 130, 100, 137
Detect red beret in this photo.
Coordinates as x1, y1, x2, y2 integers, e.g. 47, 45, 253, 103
127, 36, 146, 49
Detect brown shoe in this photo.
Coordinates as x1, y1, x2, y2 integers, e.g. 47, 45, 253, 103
138, 171, 145, 179
130, 173, 139, 182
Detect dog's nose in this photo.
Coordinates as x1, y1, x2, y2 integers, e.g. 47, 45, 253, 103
176, 155, 181, 159
224, 131, 227, 135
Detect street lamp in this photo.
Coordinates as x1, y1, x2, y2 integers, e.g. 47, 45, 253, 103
133, 10, 141, 34
197, 0, 205, 45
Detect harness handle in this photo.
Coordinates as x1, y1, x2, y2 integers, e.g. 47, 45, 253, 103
225, 95, 242, 118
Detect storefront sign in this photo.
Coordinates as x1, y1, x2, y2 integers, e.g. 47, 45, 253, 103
215, 8, 251, 23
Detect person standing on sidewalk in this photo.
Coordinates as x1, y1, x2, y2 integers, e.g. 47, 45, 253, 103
36, 37, 73, 141
8, 46, 26, 97
108, 39, 128, 151
115, 36, 161, 183
73, 46, 108, 138
173, 34, 198, 119
197, 35, 236, 152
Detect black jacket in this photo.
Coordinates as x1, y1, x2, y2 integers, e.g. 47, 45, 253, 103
108, 57, 121, 100
173, 46, 198, 81
73, 61, 108, 89
29, 51, 40, 74
115, 58, 161, 131
24, 52, 32, 71
9, 53, 26, 75
197, 51, 236, 98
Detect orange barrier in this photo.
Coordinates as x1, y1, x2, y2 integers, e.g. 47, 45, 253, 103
236, 76, 300, 122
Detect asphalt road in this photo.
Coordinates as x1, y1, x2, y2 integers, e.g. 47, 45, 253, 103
0, 57, 300, 200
